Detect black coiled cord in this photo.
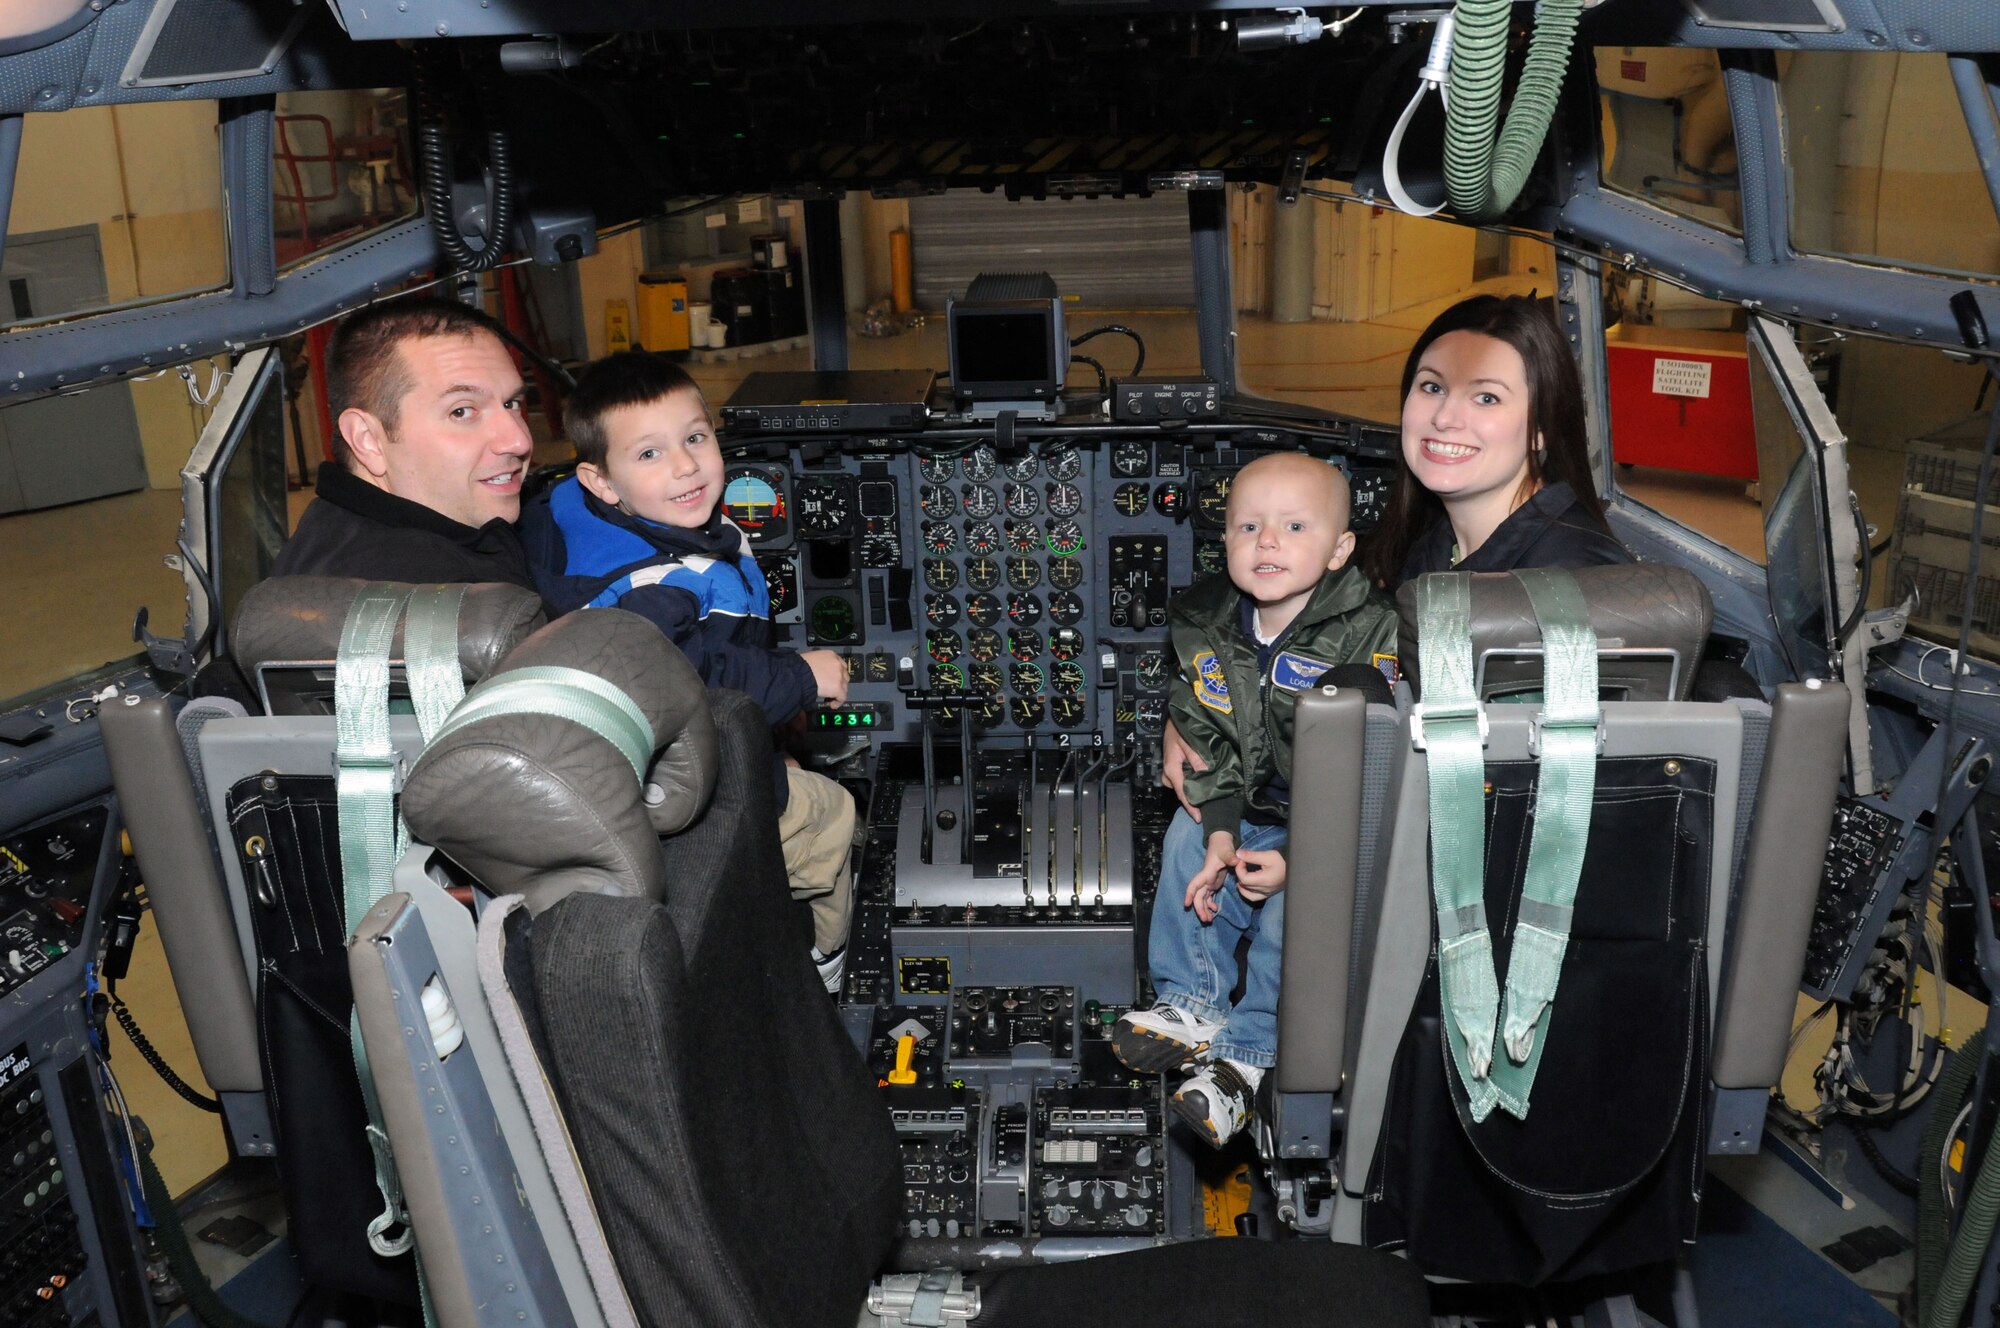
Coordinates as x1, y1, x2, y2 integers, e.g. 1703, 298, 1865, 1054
109, 990, 221, 1115
413, 48, 514, 273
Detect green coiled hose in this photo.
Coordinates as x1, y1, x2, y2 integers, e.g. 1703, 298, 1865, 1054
1443, 0, 1586, 222
1924, 1028, 2000, 1328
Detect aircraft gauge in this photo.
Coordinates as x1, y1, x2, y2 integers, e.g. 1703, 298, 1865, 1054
920, 485, 956, 520
1010, 697, 1045, 729
1110, 439, 1151, 477
967, 628, 1003, 662
965, 521, 1001, 556
965, 557, 1001, 591
1004, 483, 1040, 518
961, 445, 996, 482
1153, 483, 1190, 521
1049, 628, 1084, 661
962, 486, 999, 519
1011, 662, 1046, 695
1004, 454, 1039, 482
1191, 472, 1232, 530
925, 594, 961, 627
794, 478, 854, 537
1048, 590, 1085, 625
1050, 661, 1086, 696
722, 466, 790, 543
1051, 696, 1086, 727
1047, 482, 1083, 517
920, 455, 956, 484
1046, 519, 1085, 557
923, 559, 959, 592
1113, 483, 1149, 517
1048, 557, 1085, 591
1005, 520, 1042, 554
1006, 593, 1043, 626
922, 522, 958, 555
966, 593, 1003, 627
1006, 557, 1041, 590
1008, 628, 1042, 662
1046, 447, 1083, 482
926, 629, 963, 663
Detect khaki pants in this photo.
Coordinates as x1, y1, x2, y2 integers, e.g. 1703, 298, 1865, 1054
779, 765, 856, 955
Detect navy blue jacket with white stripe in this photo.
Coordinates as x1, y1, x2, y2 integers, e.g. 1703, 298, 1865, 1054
520, 477, 818, 730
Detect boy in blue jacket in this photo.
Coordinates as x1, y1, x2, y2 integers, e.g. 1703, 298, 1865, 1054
522, 352, 854, 990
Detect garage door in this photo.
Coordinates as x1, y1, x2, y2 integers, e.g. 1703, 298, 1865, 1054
909, 193, 1195, 310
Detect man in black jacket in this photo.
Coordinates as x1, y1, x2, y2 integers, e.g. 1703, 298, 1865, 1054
273, 297, 538, 589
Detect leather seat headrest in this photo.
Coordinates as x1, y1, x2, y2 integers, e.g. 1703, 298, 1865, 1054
1396, 563, 1714, 703
232, 577, 546, 693
401, 608, 720, 913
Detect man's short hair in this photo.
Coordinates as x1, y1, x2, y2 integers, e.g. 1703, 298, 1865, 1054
325, 297, 509, 466
564, 351, 709, 470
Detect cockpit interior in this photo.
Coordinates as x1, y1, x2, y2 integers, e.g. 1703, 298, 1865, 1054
6, 3, 2000, 1327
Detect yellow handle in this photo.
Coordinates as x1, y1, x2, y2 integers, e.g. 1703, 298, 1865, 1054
887, 1033, 918, 1085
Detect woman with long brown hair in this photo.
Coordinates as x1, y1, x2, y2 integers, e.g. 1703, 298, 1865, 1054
1361, 294, 1628, 587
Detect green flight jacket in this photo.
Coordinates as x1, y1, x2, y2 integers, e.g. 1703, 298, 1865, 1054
1168, 563, 1399, 837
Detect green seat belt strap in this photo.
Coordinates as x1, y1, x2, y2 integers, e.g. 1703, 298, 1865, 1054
1482, 567, 1600, 1120
1416, 569, 1603, 1123
1415, 573, 1503, 1114
332, 585, 419, 1258
403, 584, 469, 743
428, 665, 656, 782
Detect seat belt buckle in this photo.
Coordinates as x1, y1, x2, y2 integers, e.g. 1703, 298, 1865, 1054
335, 749, 407, 790
1410, 700, 1487, 751
1526, 711, 1605, 758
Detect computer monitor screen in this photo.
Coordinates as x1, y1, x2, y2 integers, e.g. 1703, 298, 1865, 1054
955, 311, 1056, 385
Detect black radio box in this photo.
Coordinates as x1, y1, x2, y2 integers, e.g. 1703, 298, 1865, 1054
1112, 375, 1220, 422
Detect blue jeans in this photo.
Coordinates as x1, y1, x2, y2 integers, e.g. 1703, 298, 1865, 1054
1146, 810, 1288, 1068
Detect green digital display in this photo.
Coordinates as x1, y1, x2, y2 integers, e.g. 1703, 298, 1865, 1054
813, 705, 889, 730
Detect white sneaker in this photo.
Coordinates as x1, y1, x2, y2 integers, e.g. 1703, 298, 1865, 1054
1172, 1060, 1264, 1149
1112, 1003, 1225, 1073
812, 945, 846, 995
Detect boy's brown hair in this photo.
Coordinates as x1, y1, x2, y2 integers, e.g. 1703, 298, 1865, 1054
564, 350, 709, 469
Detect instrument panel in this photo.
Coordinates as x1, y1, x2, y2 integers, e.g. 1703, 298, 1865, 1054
725, 419, 1392, 745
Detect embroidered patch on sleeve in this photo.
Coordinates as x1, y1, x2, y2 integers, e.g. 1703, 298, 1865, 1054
1372, 651, 1400, 685
1269, 650, 1334, 692
1192, 651, 1232, 714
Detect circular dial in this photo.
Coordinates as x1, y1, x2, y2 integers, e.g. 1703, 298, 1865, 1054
1136, 649, 1170, 689
810, 596, 855, 641
1154, 482, 1190, 520
923, 558, 959, 592
968, 661, 1004, 694
922, 521, 957, 555
1193, 473, 1232, 528
723, 468, 788, 537
1005, 519, 1042, 554
920, 485, 956, 520
931, 661, 966, 690
924, 593, 960, 627
961, 445, 996, 482
1048, 590, 1085, 625
965, 557, 1001, 591
1050, 660, 1086, 696
1110, 439, 1151, 477
1049, 627, 1084, 661
1194, 541, 1227, 577
1046, 519, 1085, 557
1046, 447, 1083, 482
1005, 557, 1042, 591
1046, 482, 1083, 518
1007, 628, 1043, 662
795, 481, 851, 536
920, 455, 956, 484
962, 486, 999, 519
966, 593, 1003, 627
1113, 482, 1149, 517
1047, 557, 1085, 592
861, 536, 898, 566
964, 520, 1001, 556
1006, 592, 1043, 626
1010, 662, 1046, 695
1051, 696, 1087, 728
926, 629, 962, 663
1004, 454, 1039, 482
1010, 697, 1045, 729
967, 627, 1003, 662
1136, 695, 1168, 735
1004, 483, 1040, 518
974, 695, 1008, 730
